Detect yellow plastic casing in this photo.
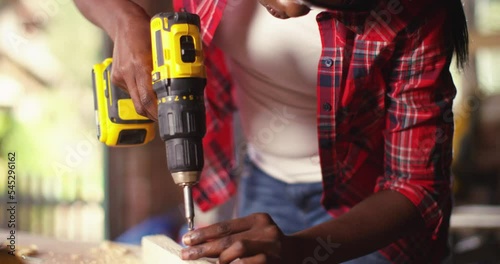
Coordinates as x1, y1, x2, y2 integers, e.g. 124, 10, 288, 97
92, 58, 155, 146
150, 13, 206, 83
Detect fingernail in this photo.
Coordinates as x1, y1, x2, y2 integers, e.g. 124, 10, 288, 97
182, 234, 191, 245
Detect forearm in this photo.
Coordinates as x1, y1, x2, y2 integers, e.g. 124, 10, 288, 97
287, 190, 424, 263
73, 0, 149, 41
130, 0, 173, 15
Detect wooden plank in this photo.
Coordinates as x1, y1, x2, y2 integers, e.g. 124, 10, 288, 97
142, 235, 216, 264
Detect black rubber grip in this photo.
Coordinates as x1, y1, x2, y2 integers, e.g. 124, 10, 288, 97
155, 78, 206, 173
165, 138, 203, 172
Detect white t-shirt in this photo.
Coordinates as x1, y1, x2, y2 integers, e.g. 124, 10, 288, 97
214, 1, 323, 183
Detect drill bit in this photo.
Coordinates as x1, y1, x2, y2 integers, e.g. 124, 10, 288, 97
183, 185, 195, 231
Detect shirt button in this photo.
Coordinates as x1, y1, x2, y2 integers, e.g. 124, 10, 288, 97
323, 58, 334, 68
323, 102, 332, 111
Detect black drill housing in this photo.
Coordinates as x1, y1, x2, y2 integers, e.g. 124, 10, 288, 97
153, 78, 207, 174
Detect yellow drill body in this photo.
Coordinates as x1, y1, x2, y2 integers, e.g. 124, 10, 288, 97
150, 12, 207, 231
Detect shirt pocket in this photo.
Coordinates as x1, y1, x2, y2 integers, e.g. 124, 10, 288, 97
337, 39, 393, 140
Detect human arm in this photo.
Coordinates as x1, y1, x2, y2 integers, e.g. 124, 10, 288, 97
180, 190, 421, 263
74, 0, 160, 120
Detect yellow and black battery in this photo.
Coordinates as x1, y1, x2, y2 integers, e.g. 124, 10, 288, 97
92, 58, 155, 146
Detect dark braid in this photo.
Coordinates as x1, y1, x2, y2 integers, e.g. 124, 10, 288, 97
449, 0, 470, 68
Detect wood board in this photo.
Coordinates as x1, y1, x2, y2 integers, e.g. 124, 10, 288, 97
142, 235, 216, 264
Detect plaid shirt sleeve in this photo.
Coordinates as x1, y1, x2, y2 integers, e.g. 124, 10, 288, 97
375, 7, 456, 238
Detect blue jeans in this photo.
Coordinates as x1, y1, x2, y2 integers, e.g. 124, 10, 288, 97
237, 158, 390, 264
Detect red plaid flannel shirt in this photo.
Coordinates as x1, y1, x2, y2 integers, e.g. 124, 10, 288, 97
174, 0, 456, 262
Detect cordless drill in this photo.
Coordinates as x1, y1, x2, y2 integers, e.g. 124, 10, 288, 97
150, 12, 207, 231
92, 12, 206, 231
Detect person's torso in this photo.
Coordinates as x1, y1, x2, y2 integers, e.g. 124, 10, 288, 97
214, 1, 323, 183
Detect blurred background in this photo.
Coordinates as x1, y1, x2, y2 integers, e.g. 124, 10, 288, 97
0, 0, 105, 242
0, 0, 499, 263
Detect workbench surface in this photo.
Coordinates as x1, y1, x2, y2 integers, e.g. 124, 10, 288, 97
0, 230, 141, 264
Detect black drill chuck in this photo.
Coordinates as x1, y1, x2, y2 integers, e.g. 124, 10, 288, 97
154, 78, 207, 177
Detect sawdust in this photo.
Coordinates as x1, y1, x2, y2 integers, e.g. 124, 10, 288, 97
40, 241, 141, 264
1, 241, 141, 264
0, 242, 39, 258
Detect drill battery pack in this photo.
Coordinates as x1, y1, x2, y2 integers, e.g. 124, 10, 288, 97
92, 58, 155, 146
